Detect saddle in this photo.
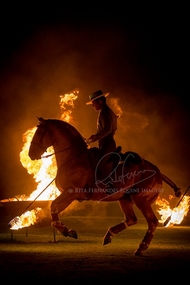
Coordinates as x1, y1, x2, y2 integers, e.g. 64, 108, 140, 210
88, 146, 143, 175
106, 147, 143, 166
84, 147, 143, 198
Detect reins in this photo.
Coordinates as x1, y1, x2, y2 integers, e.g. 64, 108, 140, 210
41, 147, 72, 158
34, 119, 88, 159
41, 143, 88, 161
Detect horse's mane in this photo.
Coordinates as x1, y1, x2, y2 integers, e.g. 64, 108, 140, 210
47, 118, 87, 147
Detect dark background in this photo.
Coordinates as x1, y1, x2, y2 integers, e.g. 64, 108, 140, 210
0, 10, 189, 201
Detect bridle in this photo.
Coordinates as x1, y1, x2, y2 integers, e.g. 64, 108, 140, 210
30, 123, 49, 155
41, 148, 72, 158
31, 122, 75, 159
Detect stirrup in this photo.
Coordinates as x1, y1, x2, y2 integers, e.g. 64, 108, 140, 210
106, 183, 116, 195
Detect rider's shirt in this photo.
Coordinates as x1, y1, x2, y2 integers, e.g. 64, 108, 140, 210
95, 104, 118, 145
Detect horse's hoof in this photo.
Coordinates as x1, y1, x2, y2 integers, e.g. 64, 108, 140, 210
103, 236, 112, 245
103, 239, 111, 246
51, 221, 68, 236
134, 249, 144, 257
68, 229, 78, 239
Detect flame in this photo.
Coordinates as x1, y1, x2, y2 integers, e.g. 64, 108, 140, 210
156, 195, 190, 227
9, 208, 44, 230
8, 89, 78, 230
59, 88, 79, 122
19, 127, 58, 201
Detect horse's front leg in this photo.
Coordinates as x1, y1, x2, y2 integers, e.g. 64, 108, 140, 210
51, 191, 78, 239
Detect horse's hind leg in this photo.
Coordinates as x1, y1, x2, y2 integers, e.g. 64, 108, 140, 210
103, 198, 137, 245
134, 203, 158, 257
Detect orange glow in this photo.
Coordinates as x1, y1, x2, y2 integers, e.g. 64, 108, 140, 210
156, 195, 190, 227
8, 90, 78, 230
7, 89, 190, 230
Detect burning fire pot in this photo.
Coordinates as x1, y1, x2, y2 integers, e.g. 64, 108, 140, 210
0, 199, 58, 242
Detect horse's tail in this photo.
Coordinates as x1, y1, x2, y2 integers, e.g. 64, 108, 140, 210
161, 173, 181, 197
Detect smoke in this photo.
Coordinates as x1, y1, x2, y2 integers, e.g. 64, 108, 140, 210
0, 18, 189, 218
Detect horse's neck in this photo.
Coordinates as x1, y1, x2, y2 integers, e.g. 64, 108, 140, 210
53, 136, 88, 170
52, 139, 71, 164
49, 121, 89, 170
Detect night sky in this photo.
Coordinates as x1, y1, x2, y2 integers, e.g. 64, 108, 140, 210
0, 11, 189, 200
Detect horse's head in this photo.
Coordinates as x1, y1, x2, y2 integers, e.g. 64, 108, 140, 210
28, 117, 52, 160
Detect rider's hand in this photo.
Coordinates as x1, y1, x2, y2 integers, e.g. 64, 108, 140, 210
86, 135, 96, 144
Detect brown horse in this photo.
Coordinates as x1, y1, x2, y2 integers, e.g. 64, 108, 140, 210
28, 117, 181, 256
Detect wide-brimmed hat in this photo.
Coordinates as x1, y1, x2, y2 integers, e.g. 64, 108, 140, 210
86, 90, 109, 105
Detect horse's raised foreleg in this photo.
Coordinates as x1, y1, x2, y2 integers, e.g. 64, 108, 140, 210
51, 192, 78, 239
134, 203, 158, 257
103, 198, 137, 245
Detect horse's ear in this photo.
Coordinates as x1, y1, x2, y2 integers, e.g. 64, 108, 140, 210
36, 116, 45, 123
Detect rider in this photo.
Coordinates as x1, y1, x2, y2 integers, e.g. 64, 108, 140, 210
86, 90, 119, 193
